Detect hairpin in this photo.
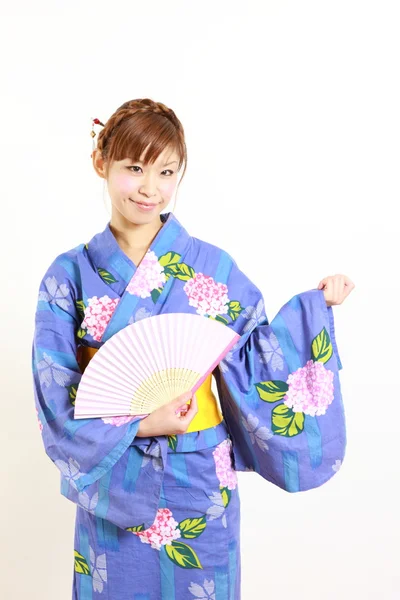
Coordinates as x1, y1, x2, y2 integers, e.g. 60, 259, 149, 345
90, 117, 105, 157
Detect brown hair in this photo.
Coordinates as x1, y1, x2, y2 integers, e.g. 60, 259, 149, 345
95, 98, 187, 206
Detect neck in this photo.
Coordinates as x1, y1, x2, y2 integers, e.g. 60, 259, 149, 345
109, 213, 166, 251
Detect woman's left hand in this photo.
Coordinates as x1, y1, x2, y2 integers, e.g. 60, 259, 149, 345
317, 274, 355, 307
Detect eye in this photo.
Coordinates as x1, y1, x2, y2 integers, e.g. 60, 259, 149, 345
127, 166, 174, 176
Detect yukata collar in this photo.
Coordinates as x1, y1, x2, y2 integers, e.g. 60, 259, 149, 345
86, 211, 191, 285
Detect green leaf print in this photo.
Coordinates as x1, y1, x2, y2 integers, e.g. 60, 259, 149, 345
169, 263, 195, 281
75, 299, 86, 320
74, 550, 90, 575
151, 288, 163, 303
227, 300, 243, 321
271, 403, 305, 437
178, 516, 207, 539
158, 251, 182, 267
66, 384, 78, 406
165, 541, 203, 569
158, 252, 183, 281
167, 435, 178, 452
220, 487, 231, 508
163, 265, 179, 280
125, 524, 145, 533
255, 381, 289, 403
311, 327, 333, 364
77, 327, 87, 339
212, 315, 229, 325
97, 268, 118, 284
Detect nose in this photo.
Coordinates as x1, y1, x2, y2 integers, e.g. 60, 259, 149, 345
140, 172, 158, 198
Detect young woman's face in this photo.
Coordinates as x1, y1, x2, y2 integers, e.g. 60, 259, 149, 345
102, 144, 180, 226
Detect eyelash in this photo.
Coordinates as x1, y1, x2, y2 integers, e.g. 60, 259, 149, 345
127, 166, 174, 176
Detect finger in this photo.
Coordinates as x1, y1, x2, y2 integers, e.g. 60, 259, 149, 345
334, 275, 344, 304
173, 390, 192, 408
344, 275, 355, 287
317, 278, 327, 290
343, 276, 356, 295
186, 392, 198, 415
180, 393, 198, 422
339, 275, 347, 302
324, 277, 334, 297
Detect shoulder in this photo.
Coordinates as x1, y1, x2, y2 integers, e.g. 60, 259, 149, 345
37, 242, 86, 296
188, 234, 262, 294
34, 243, 87, 324
189, 234, 238, 266
188, 233, 264, 299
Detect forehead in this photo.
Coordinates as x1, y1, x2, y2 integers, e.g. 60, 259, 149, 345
134, 144, 179, 165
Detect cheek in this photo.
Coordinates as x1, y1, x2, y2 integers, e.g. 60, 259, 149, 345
160, 181, 176, 197
114, 173, 140, 196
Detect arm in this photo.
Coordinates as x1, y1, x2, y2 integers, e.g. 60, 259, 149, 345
32, 256, 155, 528
214, 260, 347, 492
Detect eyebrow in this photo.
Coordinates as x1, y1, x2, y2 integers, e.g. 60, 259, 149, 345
128, 159, 178, 167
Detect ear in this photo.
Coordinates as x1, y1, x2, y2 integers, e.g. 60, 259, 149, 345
92, 148, 107, 179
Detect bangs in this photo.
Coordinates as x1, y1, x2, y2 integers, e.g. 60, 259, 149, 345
107, 112, 185, 170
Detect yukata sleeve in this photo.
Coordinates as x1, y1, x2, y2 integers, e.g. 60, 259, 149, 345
214, 258, 347, 493
32, 256, 156, 529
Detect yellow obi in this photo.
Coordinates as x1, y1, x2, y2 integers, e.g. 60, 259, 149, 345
76, 345, 223, 433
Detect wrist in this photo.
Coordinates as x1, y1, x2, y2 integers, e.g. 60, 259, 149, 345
137, 417, 151, 437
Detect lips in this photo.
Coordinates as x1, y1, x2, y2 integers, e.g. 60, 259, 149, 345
129, 198, 157, 207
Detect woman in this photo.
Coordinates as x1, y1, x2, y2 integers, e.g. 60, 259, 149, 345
32, 98, 354, 599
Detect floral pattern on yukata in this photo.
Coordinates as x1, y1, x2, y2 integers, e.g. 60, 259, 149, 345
38, 274, 71, 309
183, 273, 229, 318
37, 351, 71, 388
124, 249, 245, 322
126, 508, 207, 569
73, 547, 108, 593
101, 414, 140, 427
241, 413, 273, 452
212, 439, 238, 490
188, 578, 216, 599
206, 490, 229, 529
126, 250, 167, 298
206, 439, 238, 529
241, 298, 267, 332
255, 326, 336, 437
258, 331, 285, 372
80, 295, 120, 342
55, 457, 86, 489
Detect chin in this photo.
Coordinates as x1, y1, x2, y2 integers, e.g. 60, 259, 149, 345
125, 206, 164, 226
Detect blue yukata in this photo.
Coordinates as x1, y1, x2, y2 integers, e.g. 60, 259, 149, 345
32, 212, 347, 599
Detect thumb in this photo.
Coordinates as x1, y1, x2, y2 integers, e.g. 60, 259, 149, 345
173, 390, 192, 405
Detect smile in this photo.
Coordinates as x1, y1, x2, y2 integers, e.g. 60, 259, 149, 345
129, 198, 158, 211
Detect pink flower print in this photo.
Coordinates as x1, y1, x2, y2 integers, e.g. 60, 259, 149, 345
283, 359, 335, 417
183, 273, 229, 317
101, 415, 143, 427
212, 439, 238, 490
81, 295, 120, 342
36, 407, 43, 432
126, 250, 166, 298
134, 508, 181, 550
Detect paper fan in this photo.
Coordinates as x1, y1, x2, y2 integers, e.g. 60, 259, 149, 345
74, 312, 240, 419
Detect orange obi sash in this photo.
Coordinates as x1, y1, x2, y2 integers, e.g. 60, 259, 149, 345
76, 345, 223, 433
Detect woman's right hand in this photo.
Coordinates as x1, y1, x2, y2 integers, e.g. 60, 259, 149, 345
136, 391, 198, 437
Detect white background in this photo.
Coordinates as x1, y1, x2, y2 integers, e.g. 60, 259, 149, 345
1, 0, 399, 598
